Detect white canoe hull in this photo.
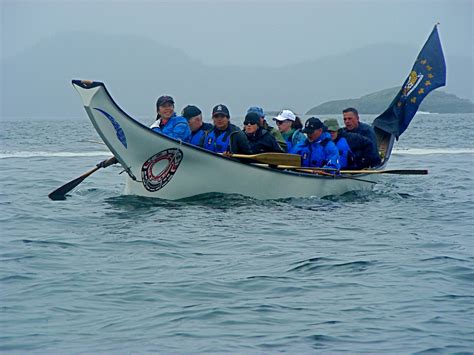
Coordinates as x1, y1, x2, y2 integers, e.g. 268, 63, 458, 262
73, 80, 380, 200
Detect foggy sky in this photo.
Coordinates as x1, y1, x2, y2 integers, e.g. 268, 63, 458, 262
2, 0, 473, 67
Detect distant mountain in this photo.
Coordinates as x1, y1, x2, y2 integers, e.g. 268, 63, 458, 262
1, 31, 472, 120
306, 88, 474, 114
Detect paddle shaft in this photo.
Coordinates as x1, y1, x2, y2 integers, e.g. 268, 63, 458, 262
289, 167, 377, 184
340, 169, 428, 175
48, 156, 118, 200
277, 165, 427, 175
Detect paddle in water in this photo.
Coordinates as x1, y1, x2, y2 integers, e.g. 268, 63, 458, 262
48, 156, 118, 200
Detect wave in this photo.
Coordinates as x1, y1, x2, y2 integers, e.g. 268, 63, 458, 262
392, 148, 474, 155
415, 111, 434, 115
0, 151, 110, 159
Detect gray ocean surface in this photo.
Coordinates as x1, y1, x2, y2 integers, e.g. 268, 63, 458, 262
1, 114, 473, 353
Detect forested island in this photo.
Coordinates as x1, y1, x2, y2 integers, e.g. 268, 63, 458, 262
306, 88, 473, 115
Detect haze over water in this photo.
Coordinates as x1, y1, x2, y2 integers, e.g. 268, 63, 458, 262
1, 114, 473, 352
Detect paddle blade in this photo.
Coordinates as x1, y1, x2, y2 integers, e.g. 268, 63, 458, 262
231, 153, 301, 167
48, 156, 117, 200
48, 167, 99, 200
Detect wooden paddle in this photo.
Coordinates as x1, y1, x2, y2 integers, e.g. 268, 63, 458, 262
226, 153, 301, 166
277, 165, 428, 175
340, 169, 428, 175
280, 167, 377, 183
48, 156, 118, 200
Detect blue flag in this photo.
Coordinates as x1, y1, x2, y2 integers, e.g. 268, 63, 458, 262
373, 25, 446, 138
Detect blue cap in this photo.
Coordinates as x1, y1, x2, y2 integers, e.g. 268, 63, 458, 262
247, 106, 265, 118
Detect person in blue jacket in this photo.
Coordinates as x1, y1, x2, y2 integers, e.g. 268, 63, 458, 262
203, 104, 252, 154
273, 109, 306, 152
324, 118, 353, 169
181, 105, 212, 146
290, 117, 340, 170
150, 95, 191, 141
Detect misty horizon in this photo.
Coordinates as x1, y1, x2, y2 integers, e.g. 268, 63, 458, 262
1, 1, 472, 120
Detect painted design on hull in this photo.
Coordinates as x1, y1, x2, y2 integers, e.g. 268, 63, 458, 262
94, 108, 128, 148
142, 148, 183, 192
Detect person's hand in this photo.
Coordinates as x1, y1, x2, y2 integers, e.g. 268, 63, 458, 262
222, 151, 233, 157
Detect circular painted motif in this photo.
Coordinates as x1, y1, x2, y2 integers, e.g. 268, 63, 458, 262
141, 148, 183, 192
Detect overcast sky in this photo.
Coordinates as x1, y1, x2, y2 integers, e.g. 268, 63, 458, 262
2, 0, 473, 66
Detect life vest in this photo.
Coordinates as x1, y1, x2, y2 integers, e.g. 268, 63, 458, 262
186, 123, 213, 146
203, 129, 232, 153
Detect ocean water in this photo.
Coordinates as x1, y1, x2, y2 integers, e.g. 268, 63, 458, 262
1, 114, 473, 353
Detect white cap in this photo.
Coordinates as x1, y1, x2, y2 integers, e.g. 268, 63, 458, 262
273, 110, 296, 122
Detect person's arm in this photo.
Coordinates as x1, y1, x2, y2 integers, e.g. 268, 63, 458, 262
295, 131, 307, 146
168, 121, 191, 141
271, 128, 287, 151
323, 142, 341, 170
230, 131, 252, 154
338, 139, 351, 169
289, 141, 304, 155
266, 134, 284, 153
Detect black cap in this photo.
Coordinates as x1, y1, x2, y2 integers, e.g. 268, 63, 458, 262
156, 95, 174, 108
244, 112, 260, 125
182, 105, 202, 120
212, 104, 230, 118
303, 117, 324, 133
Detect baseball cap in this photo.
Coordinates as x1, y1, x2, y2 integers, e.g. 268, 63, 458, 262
182, 105, 202, 120
156, 95, 174, 108
212, 104, 230, 118
303, 117, 324, 133
273, 110, 296, 122
247, 106, 265, 118
323, 118, 340, 132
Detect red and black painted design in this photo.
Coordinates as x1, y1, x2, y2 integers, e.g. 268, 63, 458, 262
141, 148, 183, 192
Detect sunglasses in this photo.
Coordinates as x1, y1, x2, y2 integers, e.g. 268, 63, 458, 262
213, 114, 228, 119
275, 120, 288, 125
244, 122, 257, 126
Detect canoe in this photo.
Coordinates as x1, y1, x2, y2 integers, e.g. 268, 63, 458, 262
71, 80, 393, 200
68, 25, 445, 200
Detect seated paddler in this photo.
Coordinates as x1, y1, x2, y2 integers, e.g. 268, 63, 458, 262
181, 105, 212, 146
150, 95, 191, 141
340, 107, 381, 169
324, 118, 353, 169
290, 117, 340, 171
273, 109, 306, 152
243, 112, 284, 154
247, 106, 287, 151
202, 104, 252, 154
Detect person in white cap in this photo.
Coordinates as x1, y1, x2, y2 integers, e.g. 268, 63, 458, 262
273, 110, 306, 152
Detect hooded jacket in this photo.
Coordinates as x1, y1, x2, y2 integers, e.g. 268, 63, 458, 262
150, 113, 191, 141
290, 131, 340, 169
